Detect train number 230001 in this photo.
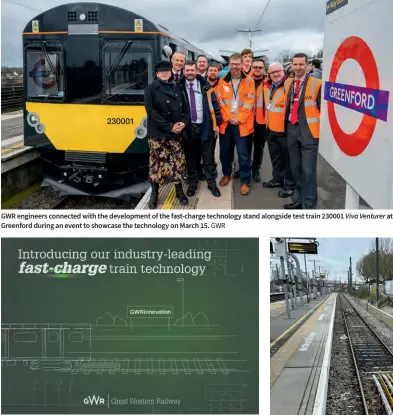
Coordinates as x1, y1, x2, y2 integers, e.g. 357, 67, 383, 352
107, 118, 134, 125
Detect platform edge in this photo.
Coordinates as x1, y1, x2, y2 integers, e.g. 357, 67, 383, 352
312, 293, 337, 415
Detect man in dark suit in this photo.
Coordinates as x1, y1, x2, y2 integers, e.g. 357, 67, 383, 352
180, 61, 222, 198
283, 53, 322, 209
170, 52, 185, 83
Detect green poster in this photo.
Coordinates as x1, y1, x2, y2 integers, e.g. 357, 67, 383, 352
1, 238, 259, 414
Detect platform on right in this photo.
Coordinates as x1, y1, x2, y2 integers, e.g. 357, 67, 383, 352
270, 237, 393, 415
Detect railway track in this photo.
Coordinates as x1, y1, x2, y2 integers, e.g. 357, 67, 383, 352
341, 293, 393, 414
50, 196, 73, 209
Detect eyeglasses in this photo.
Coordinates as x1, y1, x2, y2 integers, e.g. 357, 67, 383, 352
229, 63, 241, 66
252, 66, 264, 70
269, 70, 283, 75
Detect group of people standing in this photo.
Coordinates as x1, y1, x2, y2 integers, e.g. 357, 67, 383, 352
144, 48, 322, 210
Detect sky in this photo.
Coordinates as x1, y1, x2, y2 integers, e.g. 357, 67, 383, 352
271, 238, 377, 283
1, 0, 326, 67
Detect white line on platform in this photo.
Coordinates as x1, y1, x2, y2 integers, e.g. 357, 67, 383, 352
2, 135, 24, 147
135, 187, 152, 210
1, 111, 23, 120
312, 293, 337, 415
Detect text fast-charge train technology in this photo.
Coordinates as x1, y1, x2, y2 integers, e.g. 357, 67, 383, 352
22, 2, 224, 199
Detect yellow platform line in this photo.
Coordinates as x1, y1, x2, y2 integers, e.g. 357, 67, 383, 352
1, 143, 24, 155
270, 296, 329, 349
270, 294, 333, 389
161, 186, 176, 210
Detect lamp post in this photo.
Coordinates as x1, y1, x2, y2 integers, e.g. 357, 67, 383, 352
237, 29, 262, 49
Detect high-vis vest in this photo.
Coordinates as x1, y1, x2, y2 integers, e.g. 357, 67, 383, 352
216, 73, 255, 137
264, 83, 285, 133
284, 76, 322, 138
255, 82, 266, 125
206, 88, 217, 132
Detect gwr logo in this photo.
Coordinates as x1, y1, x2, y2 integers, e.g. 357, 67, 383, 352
83, 395, 105, 406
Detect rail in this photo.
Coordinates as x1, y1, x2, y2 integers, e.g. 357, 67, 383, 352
341, 293, 393, 414
1, 86, 24, 112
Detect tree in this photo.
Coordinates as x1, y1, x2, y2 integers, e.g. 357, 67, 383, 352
356, 252, 377, 284
356, 238, 393, 284
310, 48, 323, 59
371, 238, 393, 282
276, 49, 294, 64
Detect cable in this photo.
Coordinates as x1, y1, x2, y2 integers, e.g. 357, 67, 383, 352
256, 0, 273, 28
1, 0, 42, 12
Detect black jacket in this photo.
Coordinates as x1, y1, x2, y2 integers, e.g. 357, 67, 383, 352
144, 79, 189, 139
179, 75, 222, 142
284, 73, 321, 140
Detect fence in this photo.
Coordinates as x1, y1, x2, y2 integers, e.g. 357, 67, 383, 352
1, 85, 23, 112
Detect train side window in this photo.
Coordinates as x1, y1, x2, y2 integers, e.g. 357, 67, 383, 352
69, 331, 83, 342
103, 40, 153, 104
25, 43, 65, 101
13, 332, 37, 342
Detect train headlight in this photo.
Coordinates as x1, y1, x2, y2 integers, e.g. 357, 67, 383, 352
79, 13, 86, 21
35, 123, 45, 135
135, 127, 146, 139
27, 112, 40, 127
163, 45, 173, 58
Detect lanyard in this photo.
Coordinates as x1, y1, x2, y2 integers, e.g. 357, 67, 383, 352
231, 79, 241, 99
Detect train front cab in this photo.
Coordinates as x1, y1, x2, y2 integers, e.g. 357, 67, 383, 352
22, 3, 172, 198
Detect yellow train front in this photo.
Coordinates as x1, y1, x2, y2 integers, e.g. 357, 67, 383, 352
22, 2, 220, 199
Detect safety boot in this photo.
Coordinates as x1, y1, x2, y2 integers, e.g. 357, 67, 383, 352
148, 183, 159, 209
175, 183, 188, 206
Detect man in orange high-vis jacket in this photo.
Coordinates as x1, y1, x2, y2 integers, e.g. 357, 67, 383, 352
262, 62, 295, 199
216, 53, 255, 195
249, 59, 267, 182
284, 53, 322, 210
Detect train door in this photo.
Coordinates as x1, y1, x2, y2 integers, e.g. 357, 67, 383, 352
45, 329, 62, 359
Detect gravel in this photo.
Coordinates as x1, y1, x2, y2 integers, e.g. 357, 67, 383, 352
17, 187, 64, 209
346, 296, 393, 353
15, 187, 139, 209
326, 294, 365, 415
60, 196, 138, 209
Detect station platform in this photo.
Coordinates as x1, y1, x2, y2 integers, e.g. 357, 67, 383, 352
1, 111, 37, 172
270, 293, 336, 415
271, 294, 327, 345
270, 294, 309, 319
135, 142, 232, 210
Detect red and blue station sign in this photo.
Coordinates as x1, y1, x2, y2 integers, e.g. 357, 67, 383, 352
324, 36, 390, 157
